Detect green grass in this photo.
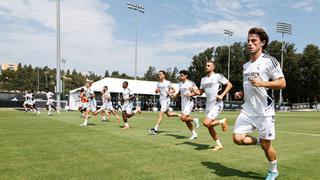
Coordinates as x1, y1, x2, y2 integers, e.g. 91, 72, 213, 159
0, 109, 319, 180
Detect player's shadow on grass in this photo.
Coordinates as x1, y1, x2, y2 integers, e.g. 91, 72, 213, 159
176, 141, 211, 150
87, 123, 96, 126
201, 161, 263, 179
165, 134, 189, 139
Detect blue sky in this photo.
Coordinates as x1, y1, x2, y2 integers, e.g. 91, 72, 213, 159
0, 0, 319, 76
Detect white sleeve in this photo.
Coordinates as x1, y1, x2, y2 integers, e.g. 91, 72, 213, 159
218, 74, 228, 85
199, 78, 204, 89
191, 81, 198, 90
128, 88, 133, 95
268, 58, 284, 80
168, 81, 173, 89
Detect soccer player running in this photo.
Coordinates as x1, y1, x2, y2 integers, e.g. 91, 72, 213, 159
80, 80, 96, 126
94, 86, 120, 122
193, 60, 232, 151
149, 70, 181, 135
174, 70, 200, 139
120, 81, 141, 129
23, 90, 32, 112
45, 89, 60, 116
78, 88, 87, 117
233, 27, 286, 180
30, 90, 40, 115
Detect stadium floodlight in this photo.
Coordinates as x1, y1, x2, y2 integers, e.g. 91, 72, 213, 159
61, 58, 66, 93
127, 2, 144, 80
56, 0, 62, 109
224, 29, 233, 102
276, 22, 292, 106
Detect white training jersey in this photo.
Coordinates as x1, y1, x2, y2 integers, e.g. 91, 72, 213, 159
179, 80, 198, 106
157, 80, 173, 102
46, 92, 54, 100
242, 53, 284, 116
84, 87, 95, 103
122, 88, 133, 105
102, 91, 111, 105
200, 73, 228, 105
24, 93, 32, 100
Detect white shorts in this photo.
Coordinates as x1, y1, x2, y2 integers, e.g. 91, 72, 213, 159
30, 100, 36, 106
122, 102, 133, 114
160, 99, 170, 112
181, 101, 194, 116
100, 102, 114, 111
205, 101, 223, 120
83, 101, 96, 112
46, 99, 54, 106
233, 112, 276, 140
107, 102, 115, 111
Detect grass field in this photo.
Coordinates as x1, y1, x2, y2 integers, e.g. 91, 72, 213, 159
0, 109, 319, 180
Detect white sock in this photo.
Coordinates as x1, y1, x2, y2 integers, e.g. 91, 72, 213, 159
154, 124, 159, 131
256, 138, 261, 146
192, 130, 197, 135
125, 123, 129, 127
178, 114, 181, 117
269, 160, 278, 173
133, 109, 137, 114
218, 119, 225, 125
84, 119, 88, 125
215, 139, 222, 146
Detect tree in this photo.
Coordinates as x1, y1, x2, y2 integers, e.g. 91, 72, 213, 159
300, 44, 320, 102
104, 70, 109, 78
143, 66, 158, 81
166, 67, 179, 83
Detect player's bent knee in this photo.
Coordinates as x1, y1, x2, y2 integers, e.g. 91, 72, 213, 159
233, 134, 244, 145
260, 139, 271, 150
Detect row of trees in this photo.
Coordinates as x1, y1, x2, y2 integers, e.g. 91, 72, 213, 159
0, 40, 319, 102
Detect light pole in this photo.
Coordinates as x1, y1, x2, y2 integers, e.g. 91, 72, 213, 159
37, 68, 40, 92
127, 2, 144, 80
224, 29, 233, 101
61, 58, 66, 93
276, 22, 292, 106
56, 0, 62, 109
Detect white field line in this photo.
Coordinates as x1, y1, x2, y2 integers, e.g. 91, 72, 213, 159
277, 130, 320, 137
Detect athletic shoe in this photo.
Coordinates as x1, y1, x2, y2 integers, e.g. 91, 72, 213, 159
48, 112, 51, 116
265, 171, 279, 180
221, 118, 228, 132
148, 128, 157, 135
211, 145, 223, 151
122, 126, 130, 130
57, 110, 60, 114
188, 134, 198, 140
80, 123, 87, 127
193, 118, 200, 128
37, 111, 40, 116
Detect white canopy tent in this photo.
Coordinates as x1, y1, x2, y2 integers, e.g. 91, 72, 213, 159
68, 77, 179, 110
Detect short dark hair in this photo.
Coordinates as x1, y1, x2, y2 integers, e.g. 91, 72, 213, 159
80, 88, 84, 92
159, 70, 166, 76
206, 60, 215, 65
123, 81, 128, 85
179, 70, 189, 78
248, 27, 269, 50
